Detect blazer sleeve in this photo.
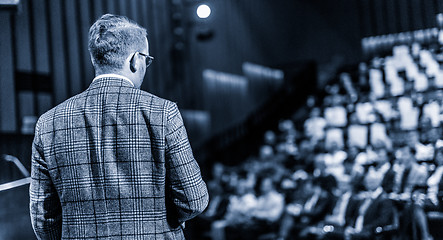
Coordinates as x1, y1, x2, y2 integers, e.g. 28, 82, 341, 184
165, 102, 209, 223
29, 122, 62, 240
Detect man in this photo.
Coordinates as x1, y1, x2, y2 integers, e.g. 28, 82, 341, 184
345, 170, 398, 240
315, 177, 363, 240
30, 14, 209, 239
277, 175, 337, 240
390, 145, 428, 198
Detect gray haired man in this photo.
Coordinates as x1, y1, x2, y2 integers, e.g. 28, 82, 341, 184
30, 14, 209, 239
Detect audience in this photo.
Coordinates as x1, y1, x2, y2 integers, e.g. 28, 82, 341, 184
196, 43, 443, 240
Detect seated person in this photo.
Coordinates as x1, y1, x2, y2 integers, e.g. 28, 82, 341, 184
304, 107, 327, 144
201, 162, 230, 221
323, 141, 348, 182
251, 175, 285, 223
210, 171, 258, 240
397, 143, 443, 240
344, 171, 399, 240
277, 175, 337, 240
244, 174, 285, 239
419, 116, 440, 144
397, 185, 434, 240
427, 142, 443, 210
389, 145, 428, 201
193, 163, 231, 238
303, 175, 365, 240
221, 172, 285, 240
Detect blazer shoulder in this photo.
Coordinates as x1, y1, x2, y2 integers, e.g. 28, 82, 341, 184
137, 89, 166, 101
35, 92, 86, 132
136, 89, 177, 110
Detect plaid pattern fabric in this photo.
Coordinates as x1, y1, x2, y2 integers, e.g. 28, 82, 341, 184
30, 77, 209, 240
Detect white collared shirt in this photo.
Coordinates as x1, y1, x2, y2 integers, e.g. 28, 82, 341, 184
92, 74, 134, 87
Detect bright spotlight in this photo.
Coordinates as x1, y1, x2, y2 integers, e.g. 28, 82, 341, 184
196, 4, 211, 19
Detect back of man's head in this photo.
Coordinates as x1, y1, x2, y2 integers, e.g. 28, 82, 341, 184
88, 14, 147, 72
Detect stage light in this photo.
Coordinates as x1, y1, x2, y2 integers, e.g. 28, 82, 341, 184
196, 4, 211, 19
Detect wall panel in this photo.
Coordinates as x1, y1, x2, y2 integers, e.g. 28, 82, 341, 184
0, 2, 179, 148
373, 0, 386, 36
0, 12, 17, 132
411, 0, 424, 30
147, 0, 170, 98
91, 0, 104, 22
437, 0, 443, 13
202, 70, 248, 134
359, 0, 443, 38
105, 0, 117, 14
118, 0, 128, 16
17, 92, 34, 126
396, 0, 409, 33
32, 0, 53, 116
385, 0, 397, 34
138, 0, 149, 28
423, 0, 436, 28
3, 0, 441, 138
48, 0, 68, 105
14, 1, 32, 72
37, 94, 52, 117
63, 0, 82, 96
31, 0, 50, 74
129, 0, 138, 22
78, 0, 94, 90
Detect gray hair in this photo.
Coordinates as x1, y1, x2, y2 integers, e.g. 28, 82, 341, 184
88, 14, 148, 71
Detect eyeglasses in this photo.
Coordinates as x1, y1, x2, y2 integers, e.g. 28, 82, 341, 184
137, 52, 154, 68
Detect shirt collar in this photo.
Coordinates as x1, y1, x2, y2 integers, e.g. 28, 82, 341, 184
371, 187, 383, 199
92, 74, 134, 87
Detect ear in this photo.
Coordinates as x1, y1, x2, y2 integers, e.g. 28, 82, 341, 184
130, 53, 137, 73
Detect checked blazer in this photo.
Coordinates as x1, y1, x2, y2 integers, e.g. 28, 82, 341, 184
30, 76, 209, 240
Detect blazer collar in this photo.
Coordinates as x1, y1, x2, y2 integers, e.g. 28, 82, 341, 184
89, 74, 135, 88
